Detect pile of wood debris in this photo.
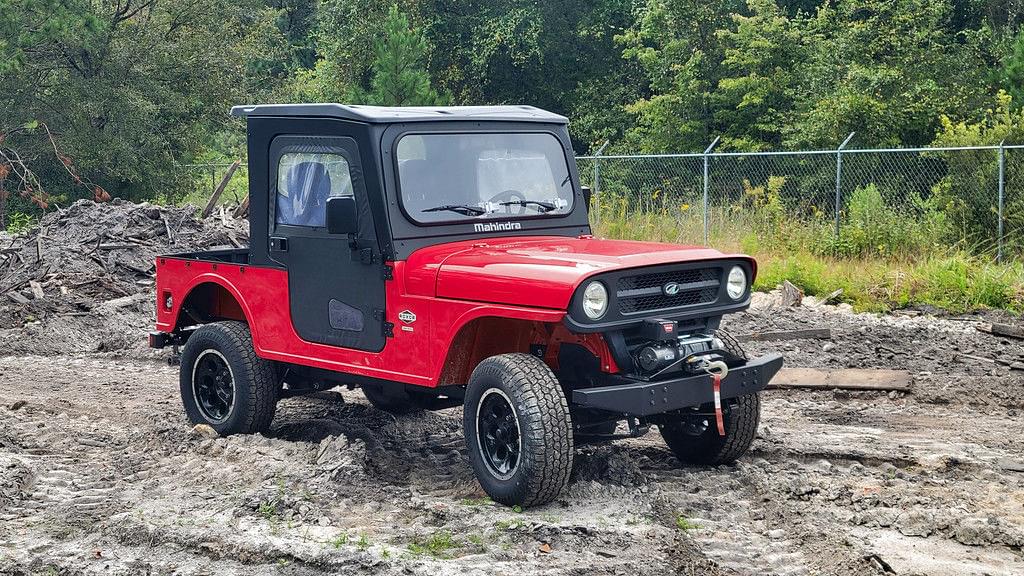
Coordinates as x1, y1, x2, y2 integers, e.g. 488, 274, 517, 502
0, 199, 247, 329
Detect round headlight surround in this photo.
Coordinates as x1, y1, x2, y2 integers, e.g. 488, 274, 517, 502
726, 265, 747, 300
581, 281, 609, 320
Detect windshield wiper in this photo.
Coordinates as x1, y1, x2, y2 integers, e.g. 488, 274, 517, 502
422, 204, 487, 216
499, 200, 557, 213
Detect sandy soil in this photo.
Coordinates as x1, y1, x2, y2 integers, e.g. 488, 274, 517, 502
2, 296, 1023, 575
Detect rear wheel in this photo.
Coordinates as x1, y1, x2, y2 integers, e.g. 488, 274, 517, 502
179, 321, 278, 435
464, 353, 573, 507
659, 392, 761, 465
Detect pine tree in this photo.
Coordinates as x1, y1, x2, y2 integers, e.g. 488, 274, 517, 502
366, 5, 446, 106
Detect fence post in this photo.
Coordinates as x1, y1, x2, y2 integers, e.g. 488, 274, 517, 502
998, 140, 1006, 263
592, 140, 609, 225
834, 132, 856, 239
210, 166, 217, 205
702, 136, 721, 245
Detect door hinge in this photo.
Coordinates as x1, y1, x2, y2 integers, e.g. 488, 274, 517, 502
381, 264, 393, 281
373, 309, 394, 338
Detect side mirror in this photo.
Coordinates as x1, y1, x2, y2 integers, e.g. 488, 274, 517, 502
581, 185, 592, 212
326, 196, 358, 235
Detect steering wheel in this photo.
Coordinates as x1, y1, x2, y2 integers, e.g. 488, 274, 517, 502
487, 190, 526, 215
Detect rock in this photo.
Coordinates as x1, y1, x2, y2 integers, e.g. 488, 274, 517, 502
822, 342, 836, 353
318, 516, 331, 526
190, 424, 219, 439
9, 400, 27, 411
896, 510, 934, 537
780, 280, 804, 307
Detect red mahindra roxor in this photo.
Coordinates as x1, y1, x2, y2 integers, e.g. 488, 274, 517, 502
151, 104, 783, 507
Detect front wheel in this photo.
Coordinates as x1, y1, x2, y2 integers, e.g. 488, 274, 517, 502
179, 321, 278, 435
463, 353, 573, 507
659, 392, 761, 465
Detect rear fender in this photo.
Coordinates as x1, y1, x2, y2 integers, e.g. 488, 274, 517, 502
162, 275, 253, 334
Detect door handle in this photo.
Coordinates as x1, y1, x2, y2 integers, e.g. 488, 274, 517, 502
270, 237, 289, 252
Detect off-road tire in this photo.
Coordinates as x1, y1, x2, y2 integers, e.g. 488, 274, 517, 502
464, 353, 573, 507
660, 392, 761, 465
361, 384, 433, 414
716, 328, 748, 363
179, 321, 277, 435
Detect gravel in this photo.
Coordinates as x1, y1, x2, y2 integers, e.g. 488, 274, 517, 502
0, 200, 1022, 574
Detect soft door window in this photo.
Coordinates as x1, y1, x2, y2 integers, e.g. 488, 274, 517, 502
276, 152, 353, 227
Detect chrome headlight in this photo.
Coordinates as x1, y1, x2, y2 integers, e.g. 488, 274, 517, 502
581, 281, 609, 320
726, 266, 747, 300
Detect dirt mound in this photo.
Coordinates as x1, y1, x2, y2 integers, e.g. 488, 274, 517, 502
0, 199, 247, 355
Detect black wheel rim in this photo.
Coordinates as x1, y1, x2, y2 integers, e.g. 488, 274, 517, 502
476, 389, 521, 480
192, 350, 234, 423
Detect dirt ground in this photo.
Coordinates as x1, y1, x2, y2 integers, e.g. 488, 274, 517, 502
2, 292, 1023, 576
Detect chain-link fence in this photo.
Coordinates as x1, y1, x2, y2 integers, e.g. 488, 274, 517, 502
178, 162, 250, 211
578, 142, 1024, 261
176, 143, 1024, 261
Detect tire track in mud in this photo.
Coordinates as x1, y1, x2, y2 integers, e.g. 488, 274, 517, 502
642, 458, 811, 576
2, 409, 124, 527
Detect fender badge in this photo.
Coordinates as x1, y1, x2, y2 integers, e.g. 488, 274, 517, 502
398, 310, 417, 324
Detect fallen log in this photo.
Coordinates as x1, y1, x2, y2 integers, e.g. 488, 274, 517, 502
738, 328, 831, 343
978, 323, 1024, 340
768, 368, 912, 392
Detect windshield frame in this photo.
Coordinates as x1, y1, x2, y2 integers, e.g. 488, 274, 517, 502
392, 130, 577, 227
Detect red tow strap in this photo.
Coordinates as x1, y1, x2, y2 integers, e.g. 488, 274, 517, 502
712, 373, 725, 436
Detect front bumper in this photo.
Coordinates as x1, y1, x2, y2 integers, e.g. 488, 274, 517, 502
571, 354, 783, 417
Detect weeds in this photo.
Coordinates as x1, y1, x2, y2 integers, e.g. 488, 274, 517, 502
331, 533, 349, 548
407, 530, 458, 558
6, 211, 33, 234
592, 195, 1024, 314
675, 515, 698, 530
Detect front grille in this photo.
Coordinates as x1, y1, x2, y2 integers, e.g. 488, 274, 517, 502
617, 266, 721, 314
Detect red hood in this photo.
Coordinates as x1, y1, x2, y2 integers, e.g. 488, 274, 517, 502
404, 236, 755, 309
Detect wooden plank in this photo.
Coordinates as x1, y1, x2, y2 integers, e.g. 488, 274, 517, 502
232, 194, 250, 218
7, 291, 29, 305
201, 159, 241, 218
738, 328, 831, 343
978, 322, 1024, 340
768, 367, 912, 392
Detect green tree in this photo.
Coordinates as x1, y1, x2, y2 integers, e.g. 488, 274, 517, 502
995, 29, 1024, 108
618, 0, 744, 153
365, 5, 445, 105
713, 0, 806, 150
0, 0, 287, 219
790, 0, 989, 147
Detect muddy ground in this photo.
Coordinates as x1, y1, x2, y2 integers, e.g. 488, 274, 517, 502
1, 291, 1022, 576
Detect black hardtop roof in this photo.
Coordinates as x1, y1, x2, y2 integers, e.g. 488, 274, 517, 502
230, 103, 568, 124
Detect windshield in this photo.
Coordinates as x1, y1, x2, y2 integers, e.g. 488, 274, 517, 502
396, 132, 574, 224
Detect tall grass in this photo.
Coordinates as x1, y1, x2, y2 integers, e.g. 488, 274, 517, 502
591, 187, 1024, 314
